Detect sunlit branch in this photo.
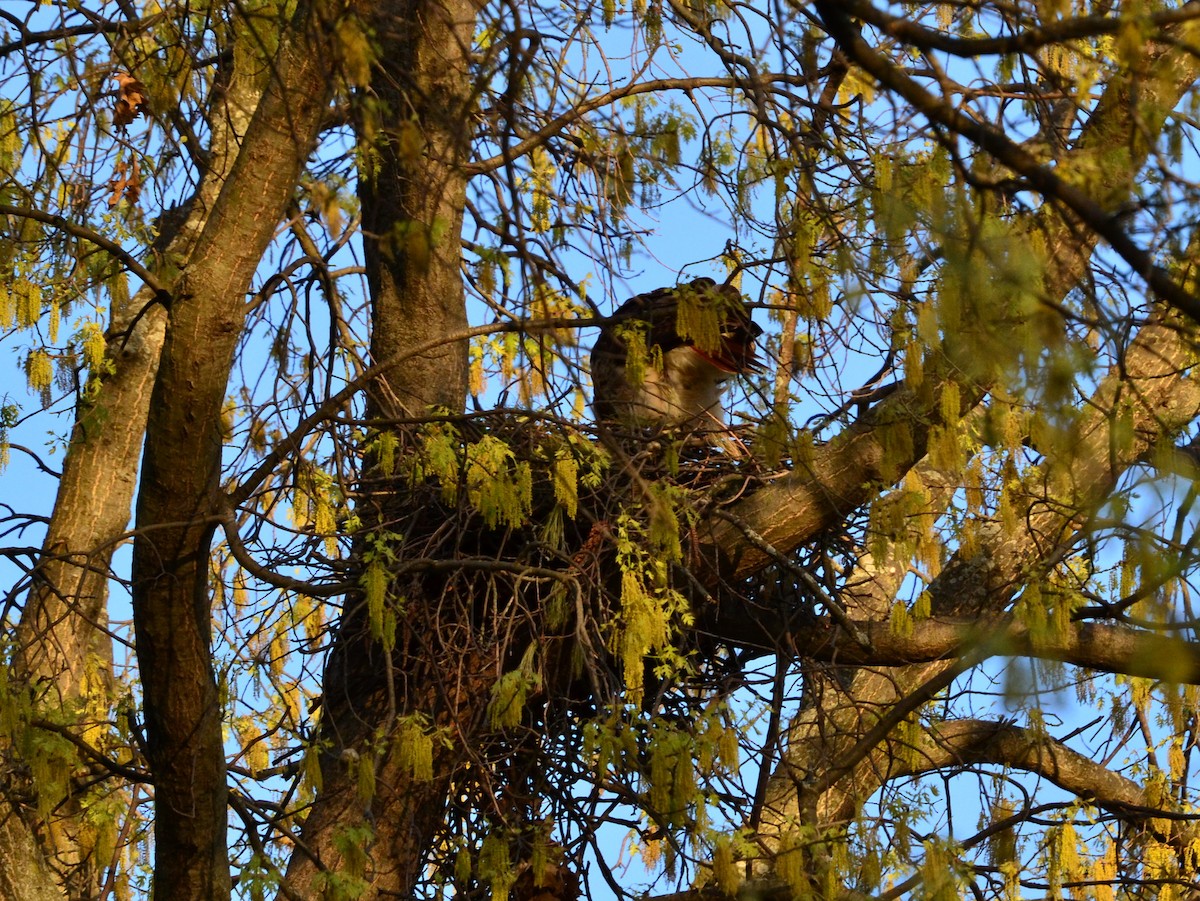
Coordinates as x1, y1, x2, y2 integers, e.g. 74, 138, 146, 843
709, 614, 1200, 686
896, 719, 1145, 817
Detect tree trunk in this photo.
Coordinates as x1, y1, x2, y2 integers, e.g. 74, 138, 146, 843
285, 0, 484, 893
130, 3, 350, 897
5, 29, 269, 901
357, 0, 480, 415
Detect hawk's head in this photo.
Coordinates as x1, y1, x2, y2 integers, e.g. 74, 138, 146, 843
591, 277, 762, 430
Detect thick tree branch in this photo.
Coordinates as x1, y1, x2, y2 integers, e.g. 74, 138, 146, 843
701, 380, 974, 579
715, 614, 1200, 685
901, 719, 1146, 813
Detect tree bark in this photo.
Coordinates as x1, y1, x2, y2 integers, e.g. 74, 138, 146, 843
5, 24, 269, 901
130, 3, 350, 897
284, 0, 485, 894
357, 0, 480, 416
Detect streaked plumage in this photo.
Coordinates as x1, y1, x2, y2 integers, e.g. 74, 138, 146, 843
591, 278, 762, 431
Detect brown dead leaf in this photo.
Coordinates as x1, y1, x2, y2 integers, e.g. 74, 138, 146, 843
113, 72, 150, 130
108, 157, 142, 207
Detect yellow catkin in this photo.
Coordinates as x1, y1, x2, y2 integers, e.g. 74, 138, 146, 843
25, 349, 53, 393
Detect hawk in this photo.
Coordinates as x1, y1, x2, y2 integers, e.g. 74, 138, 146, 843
591, 277, 763, 432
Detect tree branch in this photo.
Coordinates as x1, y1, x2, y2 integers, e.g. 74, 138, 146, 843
900, 719, 1146, 813
709, 613, 1200, 685
812, 0, 1200, 323
844, 3, 1200, 59
0, 203, 173, 306
466, 74, 815, 174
